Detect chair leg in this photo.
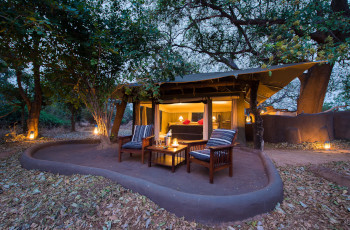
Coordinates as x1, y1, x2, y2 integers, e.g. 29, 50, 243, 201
229, 164, 233, 177
130, 153, 132, 157
141, 151, 145, 164
119, 151, 122, 162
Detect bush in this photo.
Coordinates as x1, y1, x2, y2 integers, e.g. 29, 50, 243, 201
39, 111, 70, 128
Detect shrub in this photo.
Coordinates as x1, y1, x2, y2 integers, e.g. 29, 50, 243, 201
39, 111, 70, 128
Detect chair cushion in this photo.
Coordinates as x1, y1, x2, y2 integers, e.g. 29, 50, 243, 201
190, 149, 210, 162
206, 129, 236, 147
132, 125, 153, 142
122, 141, 142, 149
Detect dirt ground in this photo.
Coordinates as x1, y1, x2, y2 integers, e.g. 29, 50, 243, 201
265, 149, 350, 167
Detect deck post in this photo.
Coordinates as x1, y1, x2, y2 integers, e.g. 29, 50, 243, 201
132, 101, 140, 133
203, 102, 208, 140
231, 99, 238, 130
154, 103, 160, 141
237, 93, 246, 145
250, 81, 264, 150
208, 98, 213, 137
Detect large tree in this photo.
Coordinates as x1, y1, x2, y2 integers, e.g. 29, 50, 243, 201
155, 0, 350, 114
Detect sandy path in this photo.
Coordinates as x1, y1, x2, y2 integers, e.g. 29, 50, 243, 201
264, 149, 350, 167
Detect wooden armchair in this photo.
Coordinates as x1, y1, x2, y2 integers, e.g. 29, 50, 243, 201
118, 125, 154, 164
185, 129, 237, 183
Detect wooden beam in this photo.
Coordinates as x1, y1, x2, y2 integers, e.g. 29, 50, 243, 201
160, 80, 242, 91
208, 98, 213, 137
160, 91, 242, 100
203, 103, 208, 140
154, 103, 160, 140
250, 81, 264, 150
231, 99, 238, 130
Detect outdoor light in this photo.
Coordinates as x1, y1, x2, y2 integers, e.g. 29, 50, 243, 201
246, 115, 252, 124
260, 110, 265, 115
324, 141, 331, 150
29, 131, 35, 140
94, 126, 99, 135
172, 138, 179, 148
179, 116, 184, 122
212, 116, 216, 122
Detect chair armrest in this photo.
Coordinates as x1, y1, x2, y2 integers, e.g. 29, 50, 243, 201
208, 144, 235, 151
142, 135, 154, 147
181, 140, 208, 147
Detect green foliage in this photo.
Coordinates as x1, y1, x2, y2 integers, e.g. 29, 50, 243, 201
39, 111, 70, 128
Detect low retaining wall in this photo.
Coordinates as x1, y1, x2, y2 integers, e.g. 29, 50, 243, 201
246, 111, 350, 144
20, 140, 283, 224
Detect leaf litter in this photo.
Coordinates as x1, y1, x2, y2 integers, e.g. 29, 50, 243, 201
0, 140, 349, 229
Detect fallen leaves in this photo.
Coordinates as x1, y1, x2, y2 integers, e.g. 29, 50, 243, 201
0, 140, 349, 229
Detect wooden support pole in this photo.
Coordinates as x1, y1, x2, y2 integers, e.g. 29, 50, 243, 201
111, 100, 127, 137
132, 101, 140, 133
231, 99, 238, 130
250, 81, 264, 150
237, 93, 246, 145
208, 98, 213, 137
203, 102, 208, 140
154, 103, 160, 140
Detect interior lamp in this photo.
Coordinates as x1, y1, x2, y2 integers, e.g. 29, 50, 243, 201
246, 115, 252, 124
324, 141, 331, 150
172, 138, 179, 147
260, 110, 265, 115
29, 131, 35, 140
94, 126, 99, 135
212, 116, 216, 122
179, 116, 184, 122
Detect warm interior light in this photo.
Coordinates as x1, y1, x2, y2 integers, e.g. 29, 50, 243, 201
260, 110, 265, 114
179, 116, 184, 122
212, 116, 216, 122
94, 127, 99, 135
172, 138, 179, 147
29, 131, 35, 140
324, 141, 331, 150
246, 115, 252, 124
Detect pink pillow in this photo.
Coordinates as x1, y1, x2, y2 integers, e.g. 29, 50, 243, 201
183, 119, 190, 125
198, 119, 203, 125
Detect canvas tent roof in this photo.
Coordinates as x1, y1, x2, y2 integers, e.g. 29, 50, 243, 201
158, 61, 324, 106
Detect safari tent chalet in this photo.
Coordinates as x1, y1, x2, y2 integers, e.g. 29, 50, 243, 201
126, 62, 322, 145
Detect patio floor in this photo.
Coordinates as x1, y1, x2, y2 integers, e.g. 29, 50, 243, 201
21, 140, 283, 223
33, 143, 268, 195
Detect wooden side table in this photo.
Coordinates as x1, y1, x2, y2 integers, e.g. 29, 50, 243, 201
147, 145, 187, 173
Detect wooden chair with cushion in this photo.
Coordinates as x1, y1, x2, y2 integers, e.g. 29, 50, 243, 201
186, 129, 237, 183
118, 125, 154, 164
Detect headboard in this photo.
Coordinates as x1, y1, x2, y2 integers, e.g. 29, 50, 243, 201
169, 125, 203, 140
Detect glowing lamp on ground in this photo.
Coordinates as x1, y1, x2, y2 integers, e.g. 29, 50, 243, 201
172, 138, 179, 148
94, 126, 99, 135
260, 110, 265, 115
324, 141, 331, 150
179, 116, 184, 122
246, 115, 252, 124
29, 131, 35, 140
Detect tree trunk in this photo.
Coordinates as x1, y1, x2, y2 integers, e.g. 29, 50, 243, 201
27, 102, 41, 138
250, 81, 264, 150
21, 103, 25, 133
111, 100, 127, 138
297, 64, 333, 114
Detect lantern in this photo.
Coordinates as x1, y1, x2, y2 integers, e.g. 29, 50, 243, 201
212, 116, 216, 122
172, 138, 179, 147
246, 115, 252, 124
29, 131, 35, 140
324, 141, 331, 150
94, 126, 99, 135
179, 116, 184, 122
260, 110, 265, 115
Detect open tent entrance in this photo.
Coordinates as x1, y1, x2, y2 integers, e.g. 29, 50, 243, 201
140, 97, 238, 141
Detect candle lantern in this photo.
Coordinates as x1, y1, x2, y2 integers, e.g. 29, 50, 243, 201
324, 141, 331, 150
246, 115, 252, 124
94, 126, 99, 135
172, 138, 179, 147
29, 131, 35, 140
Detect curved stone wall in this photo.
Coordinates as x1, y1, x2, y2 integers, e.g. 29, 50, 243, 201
20, 141, 283, 224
